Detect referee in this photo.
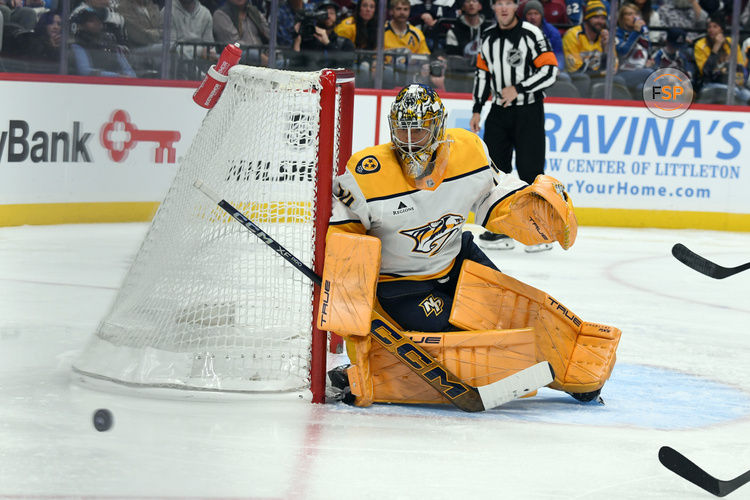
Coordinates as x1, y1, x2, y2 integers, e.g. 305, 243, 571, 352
470, 0, 558, 251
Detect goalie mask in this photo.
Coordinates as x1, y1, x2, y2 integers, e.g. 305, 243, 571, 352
389, 84, 451, 190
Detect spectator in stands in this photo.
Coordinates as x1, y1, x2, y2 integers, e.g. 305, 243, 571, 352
119, 0, 163, 49
384, 0, 430, 55
408, 0, 459, 50
630, 0, 663, 43
0, 0, 37, 31
213, 0, 269, 65
657, 0, 708, 43
277, 0, 304, 47
563, 0, 611, 76
409, 0, 459, 31
741, 1, 750, 29
694, 12, 750, 103
564, 0, 595, 26
4, 10, 60, 70
445, 0, 493, 62
333, 0, 377, 86
292, 0, 354, 69
71, 0, 128, 46
334, 0, 377, 49
70, 8, 136, 76
563, 0, 621, 96
168, 0, 214, 61
523, 0, 564, 70
615, 2, 652, 93
119, 0, 164, 72
650, 27, 694, 81
25, 10, 62, 63
384, 0, 430, 87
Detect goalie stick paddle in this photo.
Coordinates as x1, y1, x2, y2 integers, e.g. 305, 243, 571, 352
659, 446, 750, 497
193, 179, 554, 412
671, 243, 750, 279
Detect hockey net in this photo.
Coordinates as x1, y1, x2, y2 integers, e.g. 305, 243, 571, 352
73, 67, 354, 402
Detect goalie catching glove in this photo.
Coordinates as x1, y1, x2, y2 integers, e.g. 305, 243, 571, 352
486, 175, 577, 250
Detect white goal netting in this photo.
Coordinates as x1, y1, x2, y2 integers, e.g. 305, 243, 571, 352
73, 66, 348, 395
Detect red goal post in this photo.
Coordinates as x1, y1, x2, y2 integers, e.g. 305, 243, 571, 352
312, 69, 354, 402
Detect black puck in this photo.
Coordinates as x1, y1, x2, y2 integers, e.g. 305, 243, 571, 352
93, 409, 113, 432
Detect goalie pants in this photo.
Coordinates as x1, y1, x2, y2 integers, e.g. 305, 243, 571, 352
376, 231, 498, 332
483, 100, 546, 184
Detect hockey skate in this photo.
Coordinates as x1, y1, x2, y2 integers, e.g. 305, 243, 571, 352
477, 231, 515, 250
524, 243, 553, 253
567, 389, 603, 404
326, 365, 355, 405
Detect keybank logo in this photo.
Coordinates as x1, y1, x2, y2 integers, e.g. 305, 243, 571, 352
100, 109, 181, 163
0, 109, 181, 164
0, 120, 92, 162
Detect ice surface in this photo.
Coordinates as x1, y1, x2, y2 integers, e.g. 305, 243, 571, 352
1, 222, 749, 499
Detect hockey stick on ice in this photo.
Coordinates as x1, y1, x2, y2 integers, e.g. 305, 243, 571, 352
659, 446, 750, 497
672, 244, 750, 279
193, 179, 553, 412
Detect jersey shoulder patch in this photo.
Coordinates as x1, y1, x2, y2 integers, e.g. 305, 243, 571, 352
355, 155, 381, 174
346, 144, 413, 200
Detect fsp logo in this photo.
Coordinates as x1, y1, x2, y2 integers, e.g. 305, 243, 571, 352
642, 69, 693, 118
419, 295, 444, 317
399, 214, 464, 255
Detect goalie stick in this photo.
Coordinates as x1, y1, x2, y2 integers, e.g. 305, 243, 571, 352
659, 446, 750, 497
671, 243, 750, 279
193, 179, 553, 412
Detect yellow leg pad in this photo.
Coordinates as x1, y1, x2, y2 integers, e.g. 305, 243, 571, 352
348, 328, 537, 405
317, 232, 382, 337
449, 260, 621, 393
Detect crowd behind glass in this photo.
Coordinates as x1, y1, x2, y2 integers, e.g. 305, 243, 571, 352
1, 0, 749, 103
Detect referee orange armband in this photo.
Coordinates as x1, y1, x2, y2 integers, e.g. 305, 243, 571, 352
534, 51, 557, 68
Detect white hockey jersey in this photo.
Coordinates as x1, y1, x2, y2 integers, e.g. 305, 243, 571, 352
329, 128, 527, 280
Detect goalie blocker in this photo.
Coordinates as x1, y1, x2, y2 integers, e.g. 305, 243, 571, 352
318, 232, 620, 406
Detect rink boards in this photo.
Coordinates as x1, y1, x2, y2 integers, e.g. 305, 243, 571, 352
0, 74, 748, 230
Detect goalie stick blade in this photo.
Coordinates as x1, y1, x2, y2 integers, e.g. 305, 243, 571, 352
477, 361, 554, 410
659, 446, 750, 497
671, 244, 750, 279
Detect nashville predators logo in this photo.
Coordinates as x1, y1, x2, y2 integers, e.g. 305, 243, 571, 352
419, 294, 444, 317
355, 155, 380, 174
399, 214, 464, 255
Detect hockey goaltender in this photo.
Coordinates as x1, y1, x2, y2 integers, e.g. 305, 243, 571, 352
317, 84, 621, 408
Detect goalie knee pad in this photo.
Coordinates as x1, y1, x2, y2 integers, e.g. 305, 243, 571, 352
449, 260, 621, 394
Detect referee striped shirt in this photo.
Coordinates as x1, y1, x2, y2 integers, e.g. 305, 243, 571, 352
472, 20, 558, 111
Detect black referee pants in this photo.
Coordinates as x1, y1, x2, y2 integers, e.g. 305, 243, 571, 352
483, 100, 546, 184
